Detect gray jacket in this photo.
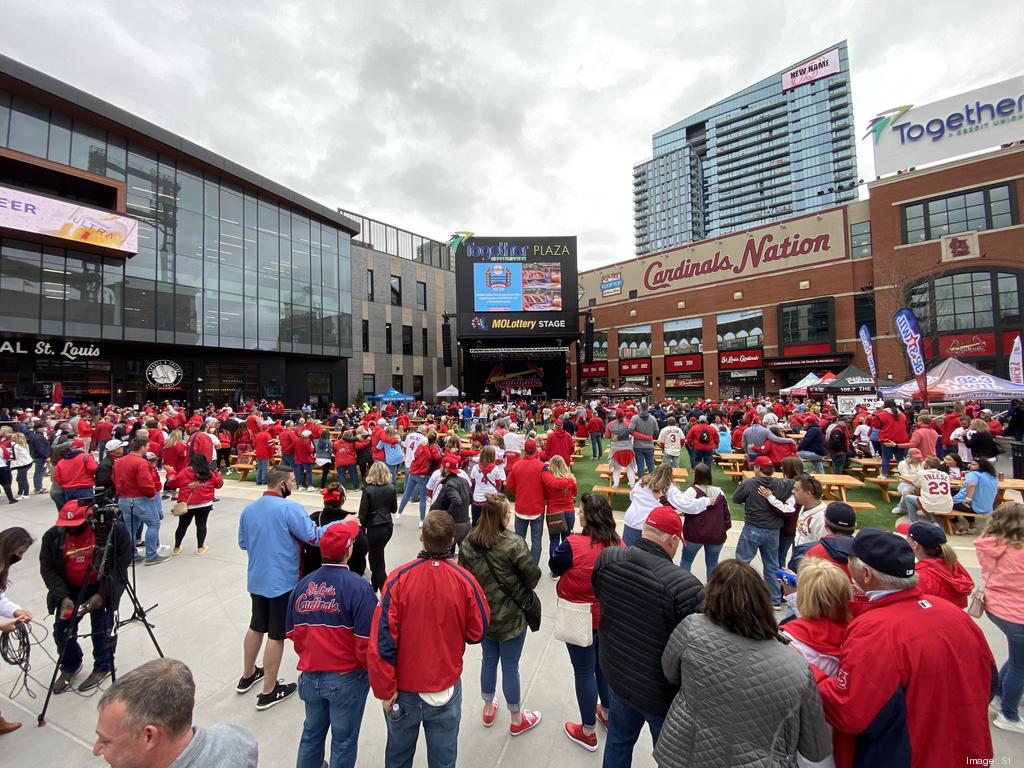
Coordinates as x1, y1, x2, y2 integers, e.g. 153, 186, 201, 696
733, 476, 793, 529
629, 412, 658, 442
655, 614, 831, 768
170, 724, 258, 767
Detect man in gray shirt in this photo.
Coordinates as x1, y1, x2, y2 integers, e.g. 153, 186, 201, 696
740, 421, 796, 462
628, 403, 659, 478
94, 658, 258, 768
732, 457, 794, 609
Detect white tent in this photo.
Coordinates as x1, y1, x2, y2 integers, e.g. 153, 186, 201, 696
779, 372, 821, 396
436, 384, 461, 397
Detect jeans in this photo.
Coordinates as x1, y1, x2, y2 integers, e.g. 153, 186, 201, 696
480, 630, 527, 712
590, 433, 603, 459
255, 458, 268, 484
281, 453, 294, 468
798, 451, 825, 474
294, 462, 312, 488
33, 457, 47, 492
603, 688, 664, 768
387, 463, 401, 486
14, 465, 29, 496
987, 611, 1024, 721
622, 524, 642, 547
548, 512, 575, 560
63, 486, 94, 503
830, 452, 848, 476
662, 453, 680, 468
339, 464, 361, 491
53, 582, 114, 674
398, 473, 430, 521
634, 446, 656, 478
735, 524, 782, 604
0, 467, 13, 503
566, 633, 608, 728
879, 444, 905, 476
97, 442, 106, 461
297, 669, 369, 768
693, 449, 714, 470
778, 534, 795, 569
119, 496, 162, 560
385, 681, 461, 768
514, 516, 544, 565
679, 541, 723, 576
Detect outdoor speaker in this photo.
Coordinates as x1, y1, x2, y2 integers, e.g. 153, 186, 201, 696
584, 319, 594, 363
441, 322, 453, 368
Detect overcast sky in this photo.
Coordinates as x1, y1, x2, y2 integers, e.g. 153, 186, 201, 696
5, 1, 1022, 269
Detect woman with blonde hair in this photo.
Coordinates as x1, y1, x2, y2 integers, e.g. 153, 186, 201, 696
541, 455, 578, 562
359, 462, 396, 591
622, 463, 686, 547
898, 521, 973, 608
9, 433, 32, 500
965, 418, 1000, 470
975, 501, 1024, 733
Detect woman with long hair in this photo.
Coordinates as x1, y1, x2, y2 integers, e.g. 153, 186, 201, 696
873, 399, 909, 477
900, 521, 973, 608
304, 482, 367, 577
162, 429, 189, 499
965, 418, 1000, 469
358, 462, 395, 591
541, 455, 578, 562
165, 452, 224, 556
549, 493, 623, 751
0, 527, 34, 734
622, 463, 687, 547
458, 494, 542, 736
470, 446, 506, 527
656, 560, 831, 767
976, 502, 1024, 733
678, 462, 731, 577
378, 426, 405, 486
9, 433, 32, 500
951, 457, 999, 533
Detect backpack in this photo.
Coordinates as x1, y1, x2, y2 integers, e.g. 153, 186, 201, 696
698, 427, 711, 444
827, 427, 848, 453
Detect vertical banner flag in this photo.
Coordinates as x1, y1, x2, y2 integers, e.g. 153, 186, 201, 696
1010, 335, 1023, 385
893, 309, 928, 403
858, 325, 877, 382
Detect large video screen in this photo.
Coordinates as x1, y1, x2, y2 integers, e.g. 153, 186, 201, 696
473, 262, 563, 312
456, 235, 578, 338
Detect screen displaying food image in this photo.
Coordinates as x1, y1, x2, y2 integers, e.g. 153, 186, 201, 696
521, 263, 562, 312
473, 261, 562, 312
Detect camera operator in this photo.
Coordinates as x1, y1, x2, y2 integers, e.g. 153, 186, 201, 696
113, 438, 168, 566
39, 500, 132, 694
94, 439, 127, 493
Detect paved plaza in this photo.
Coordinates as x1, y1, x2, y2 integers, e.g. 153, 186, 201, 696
0, 480, 1019, 766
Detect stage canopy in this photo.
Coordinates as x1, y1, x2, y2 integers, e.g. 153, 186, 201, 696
436, 385, 461, 398
878, 358, 1024, 401
780, 372, 822, 397
367, 386, 415, 402
808, 366, 875, 394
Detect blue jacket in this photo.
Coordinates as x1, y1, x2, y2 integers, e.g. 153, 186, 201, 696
952, 470, 998, 514
378, 439, 404, 466
798, 424, 826, 456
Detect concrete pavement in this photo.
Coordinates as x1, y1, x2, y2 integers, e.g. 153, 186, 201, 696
0, 479, 1019, 766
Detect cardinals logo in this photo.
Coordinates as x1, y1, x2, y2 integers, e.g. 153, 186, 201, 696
485, 363, 543, 389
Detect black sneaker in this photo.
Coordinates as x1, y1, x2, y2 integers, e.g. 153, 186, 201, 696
256, 681, 296, 711
235, 665, 265, 694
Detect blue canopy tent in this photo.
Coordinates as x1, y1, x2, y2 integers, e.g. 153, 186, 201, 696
367, 386, 415, 402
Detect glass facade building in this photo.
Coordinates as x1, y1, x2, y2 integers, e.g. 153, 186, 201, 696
0, 54, 358, 407
634, 42, 857, 256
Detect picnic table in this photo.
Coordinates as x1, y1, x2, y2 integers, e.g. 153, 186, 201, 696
597, 464, 688, 482
716, 453, 747, 472
740, 471, 865, 503
849, 457, 882, 478
899, 475, 1024, 505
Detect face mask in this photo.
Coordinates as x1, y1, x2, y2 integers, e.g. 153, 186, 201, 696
68, 523, 90, 536
280, 485, 292, 498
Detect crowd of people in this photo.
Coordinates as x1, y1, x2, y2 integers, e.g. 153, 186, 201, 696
0, 391, 1022, 767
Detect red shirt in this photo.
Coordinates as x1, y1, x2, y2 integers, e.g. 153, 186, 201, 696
112, 453, 159, 498
409, 443, 441, 475
293, 438, 316, 464
77, 419, 93, 438
279, 430, 295, 455
53, 452, 98, 489
254, 431, 274, 460
64, 527, 98, 588
94, 420, 114, 443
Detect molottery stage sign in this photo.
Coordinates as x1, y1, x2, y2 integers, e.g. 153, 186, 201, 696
0, 184, 139, 255
867, 76, 1024, 177
580, 208, 847, 304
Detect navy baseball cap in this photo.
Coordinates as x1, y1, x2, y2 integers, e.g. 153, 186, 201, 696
843, 527, 916, 578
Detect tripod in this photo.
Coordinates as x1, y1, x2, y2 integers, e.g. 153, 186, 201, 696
37, 508, 163, 726
116, 496, 159, 631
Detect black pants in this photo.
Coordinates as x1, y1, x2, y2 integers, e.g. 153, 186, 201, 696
319, 464, 333, 488
174, 505, 212, 548
217, 448, 231, 470
365, 524, 393, 592
0, 466, 14, 503
358, 458, 371, 480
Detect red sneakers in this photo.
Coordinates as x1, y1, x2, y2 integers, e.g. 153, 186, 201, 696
564, 721, 598, 751
510, 709, 541, 736
596, 703, 609, 730
482, 699, 499, 728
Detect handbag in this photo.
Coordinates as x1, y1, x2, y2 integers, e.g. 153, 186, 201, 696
545, 511, 567, 535
172, 480, 199, 516
480, 548, 542, 632
553, 597, 593, 646
967, 547, 1006, 618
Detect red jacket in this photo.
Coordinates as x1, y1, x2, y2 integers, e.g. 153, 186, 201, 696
506, 455, 545, 518
409, 443, 441, 476
541, 429, 574, 464
333, 439, 357, 467
112, 453, 159, 498
368, 555, 489, 700
915, 558, 974, 609
766, 437, 798, 467
166, 467, 224, 507
293, 438, 316, 465
246, 414, 261, 436
53, 451, 98, 489
148, 429, 166, 460
94, 420, 114, 444
815, 588, 994, 768
873, 410, 909, 444
254, 431, 274, 460
76, 419, 93, 438
586, 416, 605, 436
685, 423, 718, 451
372, 428, 398, 462
555, 535, 622, 630
541, 472, 577, 514
279, 430, 295, 455
164, 442, 189, 474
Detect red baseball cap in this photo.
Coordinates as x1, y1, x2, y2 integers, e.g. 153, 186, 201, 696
646, 506, 683, 538
70, 439, 85, 449
752, 456, 773, 469
524, 439, 538, 454
320, 520, 360, 559
56, 499, 89, 527
441, 455, 460, 472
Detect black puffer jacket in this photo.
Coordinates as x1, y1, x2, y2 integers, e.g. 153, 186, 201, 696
592, 538, 704, 717
360, 483, 397, 528
430, 474, 471, 524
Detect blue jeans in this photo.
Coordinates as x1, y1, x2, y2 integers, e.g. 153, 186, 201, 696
255, 458, 268, 484
549, 512, 575, 560
385, 681, 461, 768
295, 462, 313, 488
297, 669, 369, 768
879, 444, 905, 476
603, 687, 664, 768
798, 451, 825, 474
566, 633, 608, 728
398, 473, 430, 521
119, 496, 162, 560
53, 582, 114, 674
339, 464, 361, 491
778, 535, 795, 569
33, 457, 47, 492
387, 463, 401, 486
514, 516, 544, 564
693, 449, 714, 470
590, 433, 603, 459
634, 446, 655, 478
480, 630, 527, 712
831, 452, 847, 476
282, 453, 294, 468
662, 453, 680, 468
622, 524, 642, 547
680, 541, 723, 576
63, 486, 94, 503
735, 524, 782, 604
987, 611, 1024, 721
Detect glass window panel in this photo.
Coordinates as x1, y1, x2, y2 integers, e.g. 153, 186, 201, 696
0, 241, 43, 332
220, 185, 243, 225
203, 179, 219, 219
176, 210, 205, 259
416, 281, 427, 311
0, 89, 8, 147
176, 168, 203, 214
390, 275, 401, 306
124, 277, 156, 331
965, 191, 984, 206
989, 186, 1009, 203
105, 134, 127, 181
219, 293, 244, 340
204, 215, 220, 265
204, 290, 219, 340
219, 220, 243, 267
7, 96, 48, 157
69, 121, 107, 174
174, 284, 200, 343
47, 112, 72, 165
176, 255, 203, 287
64, 253, 103, 333
936, 314, 955, 331
102, 262, 123, 328
220, 265, 244, 296
402, 324, 413, 356
258, 299, 279, 345
992, 212, 1012, 228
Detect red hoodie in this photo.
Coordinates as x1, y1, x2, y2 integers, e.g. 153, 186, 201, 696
541, 428, 574, 465
915, 558, 974, 609
506, 455, 545, 518
333, 438, 357, 467
53, 451, 99, 489
541, 472, 577, 514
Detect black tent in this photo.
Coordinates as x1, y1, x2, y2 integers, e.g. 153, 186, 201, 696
807, 364, 876, 395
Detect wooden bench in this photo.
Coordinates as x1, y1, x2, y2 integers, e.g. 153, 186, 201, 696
723, 470, 745, 483
230, 463, 255, 482
928, 511, 986, 535
865, 476, 899, 503
590, 485, 632, 502
845, 501, 877, 512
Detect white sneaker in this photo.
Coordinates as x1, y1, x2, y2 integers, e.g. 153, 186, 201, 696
993, 713, 1024, 733
418, 520, 423, 529
392, 513, 401, 525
